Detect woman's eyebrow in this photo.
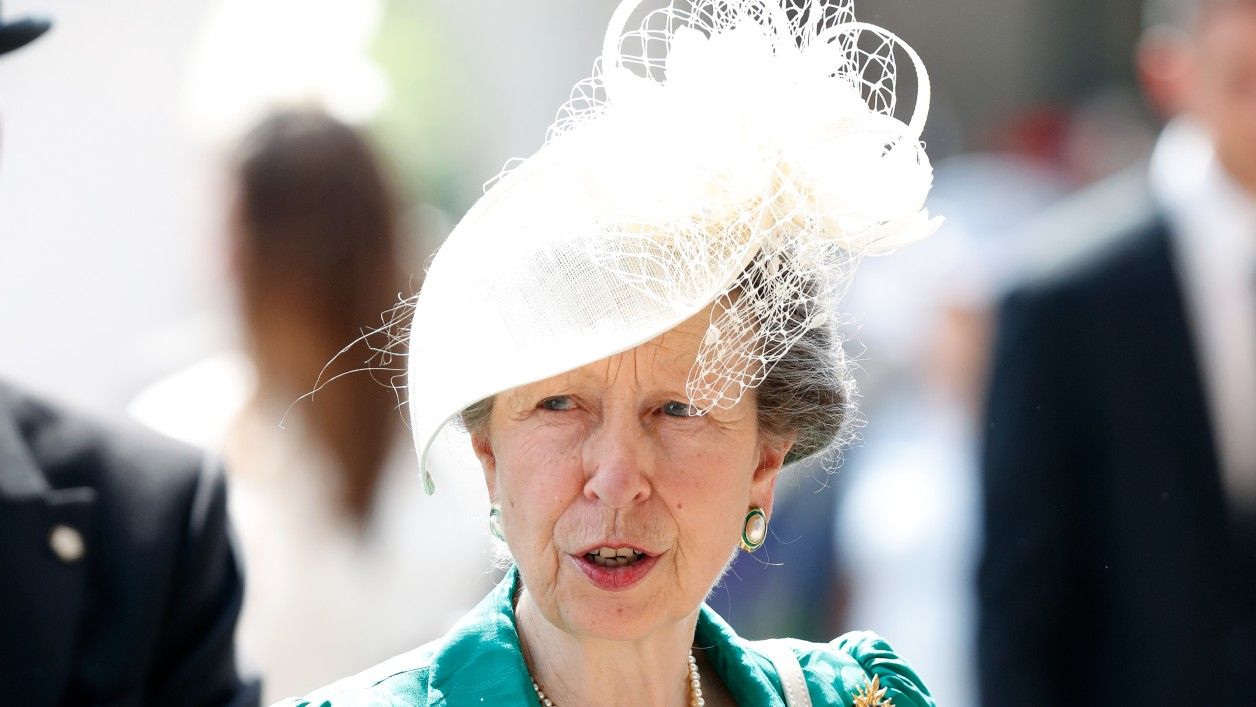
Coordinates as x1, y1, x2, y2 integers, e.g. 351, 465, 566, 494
513, 372, 583, 399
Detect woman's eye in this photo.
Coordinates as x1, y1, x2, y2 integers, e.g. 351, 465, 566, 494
661, 400, 699, 418
539, 396, 576, 411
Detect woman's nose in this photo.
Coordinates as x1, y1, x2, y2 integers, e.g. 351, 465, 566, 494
581, 416, 652, 508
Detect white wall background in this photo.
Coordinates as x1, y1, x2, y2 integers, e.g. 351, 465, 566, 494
0, 0, 223, 413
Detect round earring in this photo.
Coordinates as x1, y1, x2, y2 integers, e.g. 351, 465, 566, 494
740, 507, 768, 552
488, 505, 505, 541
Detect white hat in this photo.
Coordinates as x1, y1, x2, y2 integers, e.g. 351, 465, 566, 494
408, 0, 940, 493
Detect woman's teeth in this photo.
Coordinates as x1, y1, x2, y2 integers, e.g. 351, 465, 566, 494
586, 547, 646, 567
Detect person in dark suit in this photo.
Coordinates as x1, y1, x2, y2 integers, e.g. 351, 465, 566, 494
0, 383, 259, 706
979, 1, 1256, 705
0, 9, 258, 707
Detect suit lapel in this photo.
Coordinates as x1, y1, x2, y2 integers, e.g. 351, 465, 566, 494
0, 403, 97, 707
1129, 223, 1219, 472
1096, 220, 1228, 591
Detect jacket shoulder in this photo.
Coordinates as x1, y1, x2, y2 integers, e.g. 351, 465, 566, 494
781, 631, 935, 707
0, 381, 257, 705
0, 380, 206, 496
1009, 215, 1171, 310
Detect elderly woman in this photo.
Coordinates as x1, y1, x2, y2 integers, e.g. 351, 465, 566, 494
281, 0, 939, 705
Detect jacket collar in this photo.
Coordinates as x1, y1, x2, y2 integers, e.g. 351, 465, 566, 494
0, 386, 50, 500
0, 385, 98, 706
695, 602, 786, 705
425, 566, 538, 702
426, 565, 786, 705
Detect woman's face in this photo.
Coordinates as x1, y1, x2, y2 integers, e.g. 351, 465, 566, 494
472, 309, 791, 642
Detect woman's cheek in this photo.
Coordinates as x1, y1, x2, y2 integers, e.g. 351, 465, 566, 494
668, 441, 757, 570
500, 427, 585, 537
655, 426, 721, 473
521, 415, 588, 459
509, 417, 583, 468
661, 431, 748, 488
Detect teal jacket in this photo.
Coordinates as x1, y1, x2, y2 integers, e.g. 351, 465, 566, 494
277, 567, 934, 706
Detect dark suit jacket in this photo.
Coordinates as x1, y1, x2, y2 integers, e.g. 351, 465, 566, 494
0, 382, 259, 706
978, 216, 1249, 706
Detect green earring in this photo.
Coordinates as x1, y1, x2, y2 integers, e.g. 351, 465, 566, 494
740, 507, 767, 552
488, 505, 505, 541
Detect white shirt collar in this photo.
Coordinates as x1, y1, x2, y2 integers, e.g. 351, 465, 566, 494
1150, 119, 1256, 503
1151, 119, 1256, 270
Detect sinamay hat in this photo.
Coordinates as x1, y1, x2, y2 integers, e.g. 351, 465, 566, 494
409, 0, 940, 493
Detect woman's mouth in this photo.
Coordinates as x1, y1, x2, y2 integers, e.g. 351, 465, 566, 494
571, 544, 659, 590
585, 546, 647, 567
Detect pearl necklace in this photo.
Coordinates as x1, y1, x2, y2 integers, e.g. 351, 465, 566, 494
529, 650, 706, 706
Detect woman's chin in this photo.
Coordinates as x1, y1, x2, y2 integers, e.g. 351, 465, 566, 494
559, 597, 664, 642
555, 554, 672, 639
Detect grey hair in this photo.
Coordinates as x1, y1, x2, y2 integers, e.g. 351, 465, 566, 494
755, 310, 853, 466
459, 396, 495, 439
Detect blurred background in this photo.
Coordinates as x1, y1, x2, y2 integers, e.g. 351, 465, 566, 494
0, 0, 1191, 704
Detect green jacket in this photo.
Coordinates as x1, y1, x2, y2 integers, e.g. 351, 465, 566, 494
276, 567, 934, 706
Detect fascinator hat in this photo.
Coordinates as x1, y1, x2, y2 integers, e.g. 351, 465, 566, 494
409, 0, 940, 493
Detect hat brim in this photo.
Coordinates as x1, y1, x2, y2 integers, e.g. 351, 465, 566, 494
0, 18, 51, 57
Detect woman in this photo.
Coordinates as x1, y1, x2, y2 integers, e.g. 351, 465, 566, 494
224, 109, 492, 701
281, 0, 938, 704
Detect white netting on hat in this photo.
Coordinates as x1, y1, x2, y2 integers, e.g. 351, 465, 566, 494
408, 0, 939, 491
489, 0, 936, 413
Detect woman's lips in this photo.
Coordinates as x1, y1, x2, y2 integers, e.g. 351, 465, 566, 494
569, 552, 660, 591
574, 541, 657, 557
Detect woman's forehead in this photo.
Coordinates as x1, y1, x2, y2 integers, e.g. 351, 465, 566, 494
517, 312, 713, 395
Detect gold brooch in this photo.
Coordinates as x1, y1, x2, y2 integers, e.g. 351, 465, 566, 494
853, 676, 893, 707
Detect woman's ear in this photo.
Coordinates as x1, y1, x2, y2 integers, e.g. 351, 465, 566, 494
750, 432, 794, 517
471, 429, 498, 500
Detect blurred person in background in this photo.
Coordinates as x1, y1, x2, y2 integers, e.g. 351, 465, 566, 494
979, 0, 1256, 705
835, 155, 1068, 707
217, 108, 491, 703
0, 7, 257, 706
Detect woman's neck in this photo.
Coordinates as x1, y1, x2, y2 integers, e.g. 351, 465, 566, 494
514, 587, 700, 706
